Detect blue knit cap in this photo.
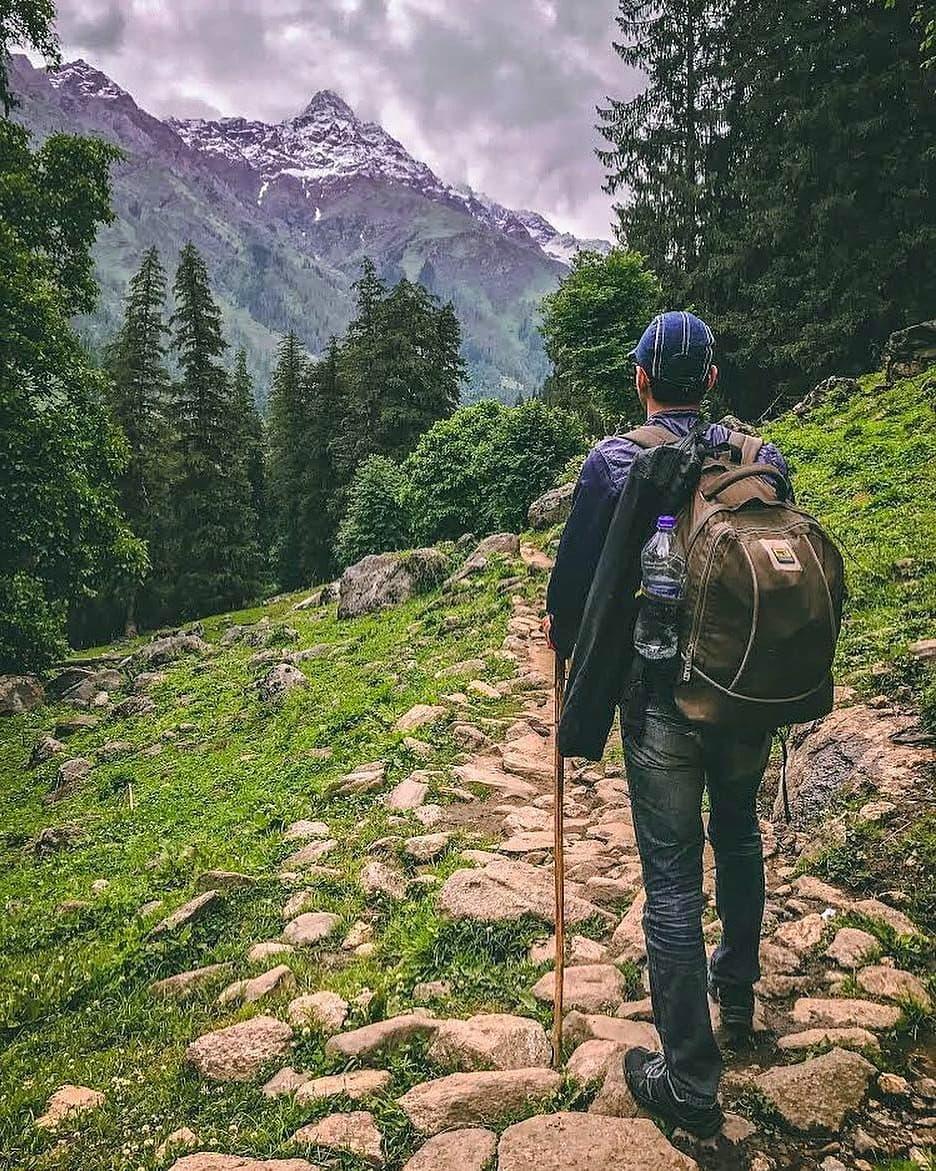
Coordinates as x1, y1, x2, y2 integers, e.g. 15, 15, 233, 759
629, 311, 715, 393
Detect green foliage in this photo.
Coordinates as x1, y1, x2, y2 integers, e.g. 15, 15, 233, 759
0, 0, 58, 116
266, 332, 313, 589
540, 248, 662, 431
336, 456, 413, 569
167, 243, 262, 617
0, 114, 145, 672
600, 0, 936, 415
403, 400, 585, 546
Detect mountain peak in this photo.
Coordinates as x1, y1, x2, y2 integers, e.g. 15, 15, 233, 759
295, 88, 357, 124
49, 58, 132, 103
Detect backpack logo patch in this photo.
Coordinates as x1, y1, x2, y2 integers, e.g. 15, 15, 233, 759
761, 538, 802, 572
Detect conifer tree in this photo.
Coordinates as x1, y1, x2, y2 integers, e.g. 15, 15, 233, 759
232, 347, 268, 573
597, 0, 729, 290
168, 243, 260, 616
267, 332, 312, 589
303, 337, 346, 582
105, 246, 172, 629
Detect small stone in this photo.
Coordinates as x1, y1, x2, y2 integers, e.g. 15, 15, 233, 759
404, 833, 451, 861
857, 800, 897, 823
186, 1016, 293, 1082
154, 1127, 198, 1161
259, 662, 308, 701
588, 1055, 641, 1119
360, 860, 407, 899
150, 964, 233, 1000
468, 679, 501, 699
428, 1013, 551, 1071
532, 965, 625, 1014
394, 704, 447, 732
248, 941, 295, 964
878, 1072, 911, 1097
52, 756, 92, 797
90, 878, 109, 896
295, 1069, 391, 1104
857, 964, 932, 1010
292, 1111, 383, 1164
399, 1068, 562, 1136
755, 1047, 875, 1135
283, 820, 330, 841
403, 736, 433, 759
825, 927, 880, 969
412, 980, 451, 1004
413, 804, 443, 827
772, 913, 825, 956
325, 1012, 437, 1063
283, 911, 340, 947
151, 890, 221, 936
777, 1028, 879, 1054
261, 1067, 308, 1098
387, 775, 429, 810
402, 1128, 497, 1171
607, 891, 647, 963
722, 1113, 757, 1143
36, 1084, 104, 1129
282, 838, 337, 869
496, 1112, 697, 1170
563, 1012, 660, 1053
218, 965, 296, 1007
342, 920, 374, 950
791, 996, 902, 1031
195, 869, 256, 892
566, 1039, 627, 1085
287, 990, 349, 1033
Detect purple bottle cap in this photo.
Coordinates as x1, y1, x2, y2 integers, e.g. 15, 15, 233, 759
657, 515, 676, 530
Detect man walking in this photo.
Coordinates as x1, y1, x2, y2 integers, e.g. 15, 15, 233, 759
544, 311, 790, 1138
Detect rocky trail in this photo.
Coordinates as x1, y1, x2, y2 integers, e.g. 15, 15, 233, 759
8, 535, 934, 1171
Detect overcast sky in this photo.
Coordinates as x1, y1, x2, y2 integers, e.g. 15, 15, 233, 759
44, 0, 636, 240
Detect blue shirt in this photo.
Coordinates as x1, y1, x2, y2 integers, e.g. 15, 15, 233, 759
546, 410, 789, 658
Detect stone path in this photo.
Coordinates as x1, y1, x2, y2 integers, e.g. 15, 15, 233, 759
49, 540, 933, 1169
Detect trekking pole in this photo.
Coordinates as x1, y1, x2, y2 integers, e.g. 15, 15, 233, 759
552, 651, 567, 1067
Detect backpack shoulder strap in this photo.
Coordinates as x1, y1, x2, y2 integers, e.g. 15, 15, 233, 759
727, 429, 764, 465
624, 423, 681, 449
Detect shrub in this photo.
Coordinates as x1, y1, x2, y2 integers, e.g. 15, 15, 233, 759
335, 455, 412, 568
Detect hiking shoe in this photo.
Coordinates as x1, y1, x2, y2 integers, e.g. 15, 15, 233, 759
708, 965, 755, 1033
624, 1047, 725, 1139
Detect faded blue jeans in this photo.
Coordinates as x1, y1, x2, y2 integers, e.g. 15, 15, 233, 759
622, 695, 771, 1106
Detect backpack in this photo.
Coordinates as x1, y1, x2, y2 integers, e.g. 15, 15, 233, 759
625, 423, 846, 731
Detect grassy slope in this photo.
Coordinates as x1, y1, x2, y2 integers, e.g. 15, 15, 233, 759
0, 555, 570, 1170
767, 366, 936, 930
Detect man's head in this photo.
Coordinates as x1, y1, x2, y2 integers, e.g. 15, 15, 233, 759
630, 311, 718, 413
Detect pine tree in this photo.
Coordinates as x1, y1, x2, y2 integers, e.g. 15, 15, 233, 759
596, 0, 729, 289
105, 247, 172, 630
168, 243, 260, 616
232, 348, 268, 577
267, 332, 312, 589
335, 258, 388, 478
304, 337, 346, 582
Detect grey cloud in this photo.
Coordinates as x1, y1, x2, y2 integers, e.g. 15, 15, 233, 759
54, 0, 640, 238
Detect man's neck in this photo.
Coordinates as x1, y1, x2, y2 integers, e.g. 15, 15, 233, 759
646, 400, 702, 419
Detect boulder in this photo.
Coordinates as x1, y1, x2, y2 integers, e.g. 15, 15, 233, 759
775, 702, 935, 826
528, 482, 575, 530
339, 548, 449, 619
428, 1013, 551, 1071
291, 1111, 383, 1165
882, 318, 936, 381
131, 632, 209, 669
0, 674, 44, 715
259, 663, 307, 702
566, 1039, 628, 1085
36, 1084, 104, 1129
398, 1068, 561, 1135
438, 858, 607, 926
496, 1112, 697, 1170
185, 1016, 293, 1082
755, 1048, 875, 1135
325, 1012, 437, 1063
150, 963, 233, 1000
402, 1128, 497, 1171
287, 990, 349, 1033
588, 1056, 642, 1119
446, 533, 520, 588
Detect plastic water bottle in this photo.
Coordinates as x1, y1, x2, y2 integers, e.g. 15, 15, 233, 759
633, 516, 686, 661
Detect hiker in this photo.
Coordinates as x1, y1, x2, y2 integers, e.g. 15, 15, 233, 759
543, 311, 817, 1138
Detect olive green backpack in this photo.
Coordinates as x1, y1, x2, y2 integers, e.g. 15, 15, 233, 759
626, 424, 846, 730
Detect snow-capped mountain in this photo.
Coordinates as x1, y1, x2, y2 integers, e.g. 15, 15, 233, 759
11, 54, 611, 400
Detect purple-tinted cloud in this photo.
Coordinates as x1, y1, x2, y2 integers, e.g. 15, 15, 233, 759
47, 0, 641, 239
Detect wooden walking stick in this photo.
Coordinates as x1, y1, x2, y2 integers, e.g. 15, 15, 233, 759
552, 651, 567, 1067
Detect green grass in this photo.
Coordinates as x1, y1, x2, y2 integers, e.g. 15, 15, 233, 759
0, 552, 556, 1170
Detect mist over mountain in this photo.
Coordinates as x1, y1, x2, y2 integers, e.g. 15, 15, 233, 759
9, 54, 610, 401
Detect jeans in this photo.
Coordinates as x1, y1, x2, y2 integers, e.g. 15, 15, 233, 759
622, 695, 771, 1106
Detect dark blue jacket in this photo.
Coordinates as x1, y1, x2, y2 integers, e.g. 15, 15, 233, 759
546, 410, 789, 660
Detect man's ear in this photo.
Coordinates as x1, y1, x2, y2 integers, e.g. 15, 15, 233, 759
706, 365, 719, 391
635, 365, 651, 396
